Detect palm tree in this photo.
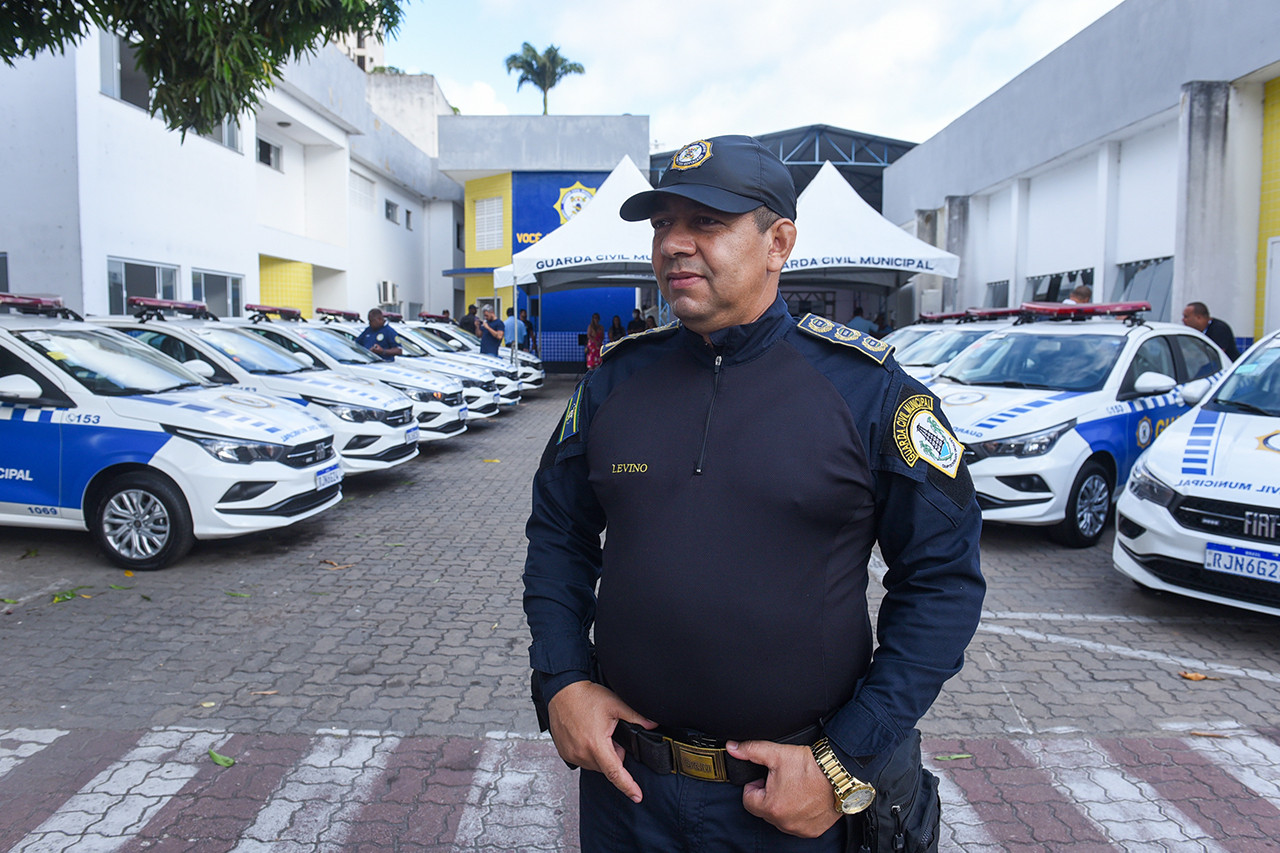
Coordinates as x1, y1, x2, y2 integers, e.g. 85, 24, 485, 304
503, 42, 584, 116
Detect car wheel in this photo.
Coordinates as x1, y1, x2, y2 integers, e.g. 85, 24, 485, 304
1052, 460, 1112, 548
91, 471, 194, 571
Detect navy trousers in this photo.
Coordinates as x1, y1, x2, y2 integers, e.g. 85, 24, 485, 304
579, 755, 848, 853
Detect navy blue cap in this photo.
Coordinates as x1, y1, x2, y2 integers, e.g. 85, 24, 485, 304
620, 135, 797, 222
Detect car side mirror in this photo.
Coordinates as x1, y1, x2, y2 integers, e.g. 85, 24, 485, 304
0, 374, 44, 400
1133, 371, 1177, 396
183, 359, 216, 379
1180, 377, 1212, 406
447, 339, 464, 351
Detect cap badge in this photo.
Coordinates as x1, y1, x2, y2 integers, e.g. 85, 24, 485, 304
671, 139, 713, 170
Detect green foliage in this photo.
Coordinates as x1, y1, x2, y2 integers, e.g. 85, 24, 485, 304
0, 0, 404, 134
503, 41, 584, 115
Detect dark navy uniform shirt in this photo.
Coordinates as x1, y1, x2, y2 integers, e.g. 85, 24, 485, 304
522, 295, 985, 775
356, 324, 398, 362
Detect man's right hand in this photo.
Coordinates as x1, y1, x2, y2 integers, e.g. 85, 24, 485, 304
547, 681, 656, 803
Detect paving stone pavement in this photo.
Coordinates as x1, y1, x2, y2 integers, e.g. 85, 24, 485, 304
2, 374, 1280, 851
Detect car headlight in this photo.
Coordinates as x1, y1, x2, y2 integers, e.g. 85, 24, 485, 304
978, 420, 1075, 458
1128, 456, 1176, 507
385, 383, 444, 403
303, 397, 381, 423
165, 426, 286, 464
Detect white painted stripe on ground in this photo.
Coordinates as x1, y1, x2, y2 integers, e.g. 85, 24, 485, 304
10, 726, 226, 853
227, 729, 400, 853
1182, 727, 1280, 802
1017, 737, 1230, 852
979, 623, 1280, 685
453, 731, 570, 851
925, 755, 997, 852
982, 610, 1235, 625
0, 728, 68, 778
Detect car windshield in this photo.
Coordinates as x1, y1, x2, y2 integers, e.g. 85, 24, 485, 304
297, 327, 381, 364
17, 328, 206, 396
940, 332, 1125, 392
896, 328, 997, 367
881, 327, 935, 352
445, 327, 482, 348
329, 324, 431, 358
1210, 339, 1280, 416
193, 327, 313, 374
401, 327, 456, 353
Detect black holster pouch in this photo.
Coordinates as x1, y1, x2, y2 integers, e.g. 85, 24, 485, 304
850, 729, 940, 853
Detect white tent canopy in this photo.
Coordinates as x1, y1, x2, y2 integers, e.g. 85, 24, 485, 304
782, 161, 960, 284
509, 155, 657, 291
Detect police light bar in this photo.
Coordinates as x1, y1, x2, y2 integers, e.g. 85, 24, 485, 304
315, 307, 360, 321
964, 307, 1022, 320
919, 311, 967, 323
127, 296, 208, 314
382, 312, 403, 322
1021, 301, 1151, 318
418, 312, 449, 321
0, 293, 64, 310
245, 303, 303, 320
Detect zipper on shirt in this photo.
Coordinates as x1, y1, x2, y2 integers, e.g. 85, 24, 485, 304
694, 354, 722, 475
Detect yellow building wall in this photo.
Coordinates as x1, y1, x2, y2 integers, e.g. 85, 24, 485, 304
1256, 78, 1280, 339
464, 173, 513, 309
259, 256, 314, 318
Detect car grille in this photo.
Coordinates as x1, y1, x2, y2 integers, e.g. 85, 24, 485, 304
1171, 495, 1280, 547
442, 391, 464, 406
382, 406, 414, 427
219, 484, 340, 517
963, 448, 982, 465
1120, 544, 1280, 609
282, 437, 335, 469
495, 369, 518, 380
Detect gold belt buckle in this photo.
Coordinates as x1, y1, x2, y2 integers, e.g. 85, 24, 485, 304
666, 737, 729, 782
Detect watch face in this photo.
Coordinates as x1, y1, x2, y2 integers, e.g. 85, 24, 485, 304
840, 786, 876, 814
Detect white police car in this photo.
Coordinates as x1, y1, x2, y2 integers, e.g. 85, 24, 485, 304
413, 317, 544, 394
96, 298, 419, 475
895, 309, 1020, 381
314, 310, 511, 416
227, 305, 468, 443
932, 302, 1228, 547
0, 294, 342, 571
1114, 328, 1280, 616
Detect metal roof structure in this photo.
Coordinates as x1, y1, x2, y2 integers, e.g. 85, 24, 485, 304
649, 124, 916, 213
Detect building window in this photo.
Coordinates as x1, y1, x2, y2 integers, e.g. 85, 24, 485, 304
350, 172, 375, 212
357, 56, 366, 71
455, 222, 464, 251
1114, 257, 1174, 322
108, 258, 177, 315
405, 210, 413, 231
192, 271, 243, 318
475, 196, 503, 251
385, 200, 400, 224
257, 138, 282, 170
201, 117, 240, 151
984, 280, 1009, 308
1025, 269, 1093, 303
0, 252, 8, 294
357, 32, 367, 49
99, 33, 150, 110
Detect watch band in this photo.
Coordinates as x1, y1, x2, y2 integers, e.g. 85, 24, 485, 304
810, 737, 875, 814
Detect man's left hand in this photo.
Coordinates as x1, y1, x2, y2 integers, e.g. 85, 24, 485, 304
727, 740, 841, 838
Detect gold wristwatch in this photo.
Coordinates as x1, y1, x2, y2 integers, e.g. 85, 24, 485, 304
810, 737, 876, 815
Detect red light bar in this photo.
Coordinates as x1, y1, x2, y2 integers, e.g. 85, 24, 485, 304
315, 307, 361, 321
965, 307, 1021, 319
127, 296, 208, 314
919, 311, 967, 323
0, 293, 64, 309
382, 312, 403, 322
418, 312, 449, 321
1021, 301, 1151, 317
245, 303, 302, 319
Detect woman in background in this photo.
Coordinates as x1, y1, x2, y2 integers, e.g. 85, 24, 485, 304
586, 313, 605, 369
608, 315, 626, 343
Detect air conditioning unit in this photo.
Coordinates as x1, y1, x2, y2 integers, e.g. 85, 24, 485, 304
377, 280, 397, 305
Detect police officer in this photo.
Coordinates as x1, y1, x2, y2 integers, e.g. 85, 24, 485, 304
522, 135, 984, 851
355, 308, 402, 362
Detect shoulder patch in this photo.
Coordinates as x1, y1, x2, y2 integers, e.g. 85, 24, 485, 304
600, 321, 680, 360
796, 314, 892, 365
557, 382, 585, 445
892, 393, 963, 479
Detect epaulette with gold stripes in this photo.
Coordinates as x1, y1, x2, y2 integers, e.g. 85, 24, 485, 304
600, 321, 680, 360
795, 314, 893, 365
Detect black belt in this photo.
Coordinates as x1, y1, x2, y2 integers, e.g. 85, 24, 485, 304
612, 721, 822, 785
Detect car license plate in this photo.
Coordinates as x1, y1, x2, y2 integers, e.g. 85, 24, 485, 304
315, 463, 342, 490
493, 392, 501, 406
459, 406, 468, 421
404, 426, 419, 444
1204, 542, 1280, 584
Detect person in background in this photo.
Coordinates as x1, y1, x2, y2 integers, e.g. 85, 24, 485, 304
645, 315, 658, 330
1182, 301, 1240, 361
845, 306, 877, 335
505, 307, 527, 353
585, 313, 604, 369
355, 308, 402, 362
1063, 284, 1092, 305
609, 315, 627, 343
461, 304, 479, 336
872, 312, 894, 339
440, 309, 458, 326
478, 306, 504, 355
626, 309, 647, 335
520, 308, 537, 353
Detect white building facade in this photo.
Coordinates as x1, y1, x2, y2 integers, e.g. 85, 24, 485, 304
885, 0, 1280, 344
0, 28, 465, 320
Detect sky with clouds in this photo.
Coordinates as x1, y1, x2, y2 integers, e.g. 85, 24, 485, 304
383, 0, 1125, 152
